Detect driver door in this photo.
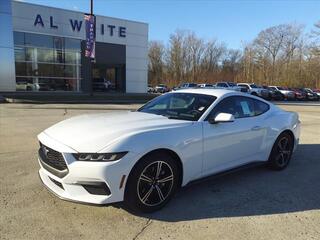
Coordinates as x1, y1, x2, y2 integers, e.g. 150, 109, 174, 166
202, 96, 265, 177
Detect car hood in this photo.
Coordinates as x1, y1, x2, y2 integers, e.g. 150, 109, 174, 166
42, 111, 193, 152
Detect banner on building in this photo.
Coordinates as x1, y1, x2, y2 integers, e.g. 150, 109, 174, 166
84, 14, 96, 59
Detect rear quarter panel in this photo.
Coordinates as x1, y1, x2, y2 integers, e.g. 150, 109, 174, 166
260, 105, 300, 160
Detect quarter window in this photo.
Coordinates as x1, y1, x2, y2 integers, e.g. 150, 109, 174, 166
253, 99, 270, 115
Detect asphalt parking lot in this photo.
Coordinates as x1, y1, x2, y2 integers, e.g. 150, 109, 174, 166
1, 103, 320, 240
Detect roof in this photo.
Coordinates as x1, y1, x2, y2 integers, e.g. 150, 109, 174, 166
13, 0, 148, 26
173, 88, 237, 98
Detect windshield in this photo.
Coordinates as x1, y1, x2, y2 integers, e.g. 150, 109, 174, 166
188, 83, 197, 87
227, 82, 237, 87
138, 93, 216, 121
250, 84, 259, 88
278, 87, 284, 90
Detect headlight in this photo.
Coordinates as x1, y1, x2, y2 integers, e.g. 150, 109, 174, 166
73, 152, 128, 161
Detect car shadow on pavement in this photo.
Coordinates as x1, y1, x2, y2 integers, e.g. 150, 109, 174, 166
133, 144, 320, 222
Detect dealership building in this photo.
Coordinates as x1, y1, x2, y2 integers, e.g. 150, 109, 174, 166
0, 0, 148, 93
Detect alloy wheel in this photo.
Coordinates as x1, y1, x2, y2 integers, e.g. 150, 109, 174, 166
137, 161, 174, 207
275, 136, 292, 167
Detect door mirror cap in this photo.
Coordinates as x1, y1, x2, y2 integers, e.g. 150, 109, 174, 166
209, 112, 235, 124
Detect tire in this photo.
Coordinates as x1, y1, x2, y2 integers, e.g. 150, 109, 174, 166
124, 152, 180, 213
268, 132, 294, 170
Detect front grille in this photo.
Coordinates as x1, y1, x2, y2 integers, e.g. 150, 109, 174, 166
39, 143, 67, 170
39, 142, 69, 178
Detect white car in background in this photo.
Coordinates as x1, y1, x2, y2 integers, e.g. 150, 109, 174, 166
38, 89, 300, 212
216, 82, 243, 92
269, 86, 295, 100
197, 83, 215, 88
237, 83, 270, 99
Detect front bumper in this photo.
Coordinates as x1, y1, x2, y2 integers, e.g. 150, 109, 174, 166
37, 134, 137, 205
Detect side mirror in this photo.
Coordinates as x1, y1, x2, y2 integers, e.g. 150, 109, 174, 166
209, 112, 235, 124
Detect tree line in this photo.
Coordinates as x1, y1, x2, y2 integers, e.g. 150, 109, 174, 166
148, 22, 320, 89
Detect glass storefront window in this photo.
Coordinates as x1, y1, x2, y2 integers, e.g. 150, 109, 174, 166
54, 65, 65, 77
25, 47, 36, 62
37, 63, 54, 77
14, 32, 24, 45
25, 33, 53, 48
65, 38, 80, 50
14, 47, 25, 62
54, 50, 65, 63
13, 31, 81, 92
15, 62, 26, 76
53, 37, 64, 50
65, 65, 77, 78
65, 52, 80, 64
37, 48, 54, 63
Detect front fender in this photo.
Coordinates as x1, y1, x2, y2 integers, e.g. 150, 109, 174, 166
99, 122, 203, 186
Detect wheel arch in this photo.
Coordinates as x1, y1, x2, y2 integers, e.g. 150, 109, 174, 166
277, 129, 295, 146
126, 148, 184, 190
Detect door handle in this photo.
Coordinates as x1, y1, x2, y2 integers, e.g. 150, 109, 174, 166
251, 126, 262, 131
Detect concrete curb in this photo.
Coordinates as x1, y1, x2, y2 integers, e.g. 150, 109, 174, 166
0, 92, 158, 104
4, 98, 149, 104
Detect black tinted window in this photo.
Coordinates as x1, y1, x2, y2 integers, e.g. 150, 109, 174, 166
217, 83, 227, 87
254, 99, 270, 115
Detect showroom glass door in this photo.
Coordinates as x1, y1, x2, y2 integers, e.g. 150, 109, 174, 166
92, 64, 124, 92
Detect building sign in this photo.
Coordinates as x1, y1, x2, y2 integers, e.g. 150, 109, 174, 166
33, 14, 126, 38
84, 14, 95, 58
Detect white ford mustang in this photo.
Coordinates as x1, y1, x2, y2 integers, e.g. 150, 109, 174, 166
38, 89, 300, 212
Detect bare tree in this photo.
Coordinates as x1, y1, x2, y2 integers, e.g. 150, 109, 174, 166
253, 24, 289, 84
148, 41, 165, 86
148, 23, 320, 89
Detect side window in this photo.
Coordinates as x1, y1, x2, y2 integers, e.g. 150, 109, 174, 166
236, 97, 255, 118
253, 99, 270, 116
218, 83, 228, 87
238, 84, 249, 89
208, 96, 245, 119
208, 96, 265, 120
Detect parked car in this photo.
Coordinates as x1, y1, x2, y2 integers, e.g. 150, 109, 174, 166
176, 83, 198, 90
154, 84, 169, 93
313, 89, 320, 99
38, 88, 300, 212
216, 82, 244, 92
237, 83, 269, 99
197, 83, 214, 88
288, 88, 307, 101
262, 85, 284, 101
300, 88, 319, 101
147, 85, 155, 93
92, 78, 111, 92
268, 86, 295, 100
